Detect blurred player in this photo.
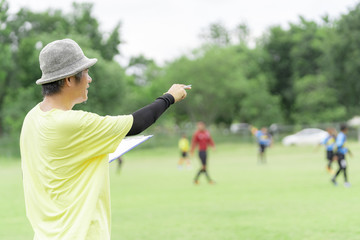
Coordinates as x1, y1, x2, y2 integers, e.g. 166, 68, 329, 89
178, 134, 191, 170
331, 124, 352, 187
191, 122, 215, 184
117, 156, 123, 174
319, 127, 337, 174
251, 126, 273, 164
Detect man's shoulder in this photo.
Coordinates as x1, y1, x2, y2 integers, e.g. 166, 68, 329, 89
24, 109, 95, 133
24, 103, 40, 117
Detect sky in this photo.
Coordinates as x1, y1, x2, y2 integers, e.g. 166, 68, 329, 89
8, 0, 360, 65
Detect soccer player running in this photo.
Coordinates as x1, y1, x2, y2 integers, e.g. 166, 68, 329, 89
178, 134, 191, 170
191, 122, 216, 184
20, 39, 190, 239
331, 124, 352, 187
319, 127, 337, 174
251, 126, 273, 164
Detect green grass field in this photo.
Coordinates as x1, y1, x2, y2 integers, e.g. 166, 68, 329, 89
1, 142, 360, 240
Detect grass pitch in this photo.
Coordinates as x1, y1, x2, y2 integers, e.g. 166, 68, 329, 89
1, 142, 360, 240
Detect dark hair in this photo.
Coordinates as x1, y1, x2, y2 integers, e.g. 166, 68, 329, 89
41, 71, 83, 96
340, 124, 348, 131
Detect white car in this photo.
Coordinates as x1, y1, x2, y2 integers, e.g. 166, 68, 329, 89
282, 128, 328, 146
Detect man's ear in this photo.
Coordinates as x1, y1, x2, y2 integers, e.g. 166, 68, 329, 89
65, 77, 72, 87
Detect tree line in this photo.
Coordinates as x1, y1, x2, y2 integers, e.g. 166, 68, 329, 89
1, 0, 360, 137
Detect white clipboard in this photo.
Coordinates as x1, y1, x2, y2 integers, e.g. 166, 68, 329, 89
109, 135, 153, 163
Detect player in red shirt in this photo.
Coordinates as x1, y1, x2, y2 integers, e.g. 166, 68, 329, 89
191, 121, 216, 184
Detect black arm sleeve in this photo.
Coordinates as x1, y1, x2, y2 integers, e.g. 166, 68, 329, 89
126, 93, 175, 136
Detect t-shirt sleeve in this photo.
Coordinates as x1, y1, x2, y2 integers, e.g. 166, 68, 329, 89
59, 111, 133, 161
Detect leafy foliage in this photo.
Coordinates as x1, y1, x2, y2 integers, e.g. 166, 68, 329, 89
1, 0, 360, 138
292, 75, 346, 124
0, 1, 126, 135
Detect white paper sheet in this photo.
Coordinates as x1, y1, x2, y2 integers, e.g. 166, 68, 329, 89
108, 135, 153, 163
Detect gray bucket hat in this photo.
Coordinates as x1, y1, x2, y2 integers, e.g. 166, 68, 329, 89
36, 39, 97, 85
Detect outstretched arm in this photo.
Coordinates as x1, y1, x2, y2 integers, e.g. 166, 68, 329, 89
127, 94, 174, 136
127, 84, 189, 136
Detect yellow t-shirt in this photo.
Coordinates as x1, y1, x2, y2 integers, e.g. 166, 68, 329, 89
20, 104, 133, 240
178, 138, 190, 152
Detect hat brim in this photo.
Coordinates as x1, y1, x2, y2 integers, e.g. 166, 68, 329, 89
36, 58, 97, 85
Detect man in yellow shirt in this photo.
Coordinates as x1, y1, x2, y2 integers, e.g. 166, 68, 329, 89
20, 39, 189, 240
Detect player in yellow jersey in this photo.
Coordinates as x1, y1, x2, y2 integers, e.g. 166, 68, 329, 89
178, 134, 191, 169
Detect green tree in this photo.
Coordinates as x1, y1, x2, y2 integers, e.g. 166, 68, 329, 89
261, 26, 295, 122
323, 3, 360, 116
0, 0, 13, 135
70, 3, 122, 61
260, 17, 332, 123
0, 3, 127, 136
121, 55, 164, 114
2, 87, 39, 135
238, 76, 283, 126
292, 75, 346, 124
200, 22, 231, 47
101, 23, 122, 61
161, 47, 244, 125
160, 44, 283, 126
235, 22, 251, 46
289, 17, 323, 79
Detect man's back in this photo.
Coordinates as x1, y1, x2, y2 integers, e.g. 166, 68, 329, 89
20, 104, 132, 239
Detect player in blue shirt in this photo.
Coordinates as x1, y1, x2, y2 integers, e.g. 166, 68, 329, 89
331, 124, 352, 187
320, 128, 337, 174
251, 127, 273, 164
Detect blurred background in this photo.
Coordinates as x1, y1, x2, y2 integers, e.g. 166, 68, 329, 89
1, 0, 360, 155
4, 1, 360, 239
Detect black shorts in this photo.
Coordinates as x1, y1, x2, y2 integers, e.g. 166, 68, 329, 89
326, 150, 334, 161
259, 144, 267, 153
337, 152, 345, 161
199, 151, 207, 166
336, 152, 346, 168
181, 151, 188, 158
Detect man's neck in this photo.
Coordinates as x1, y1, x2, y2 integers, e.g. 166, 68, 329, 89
40, 95, 74, 112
